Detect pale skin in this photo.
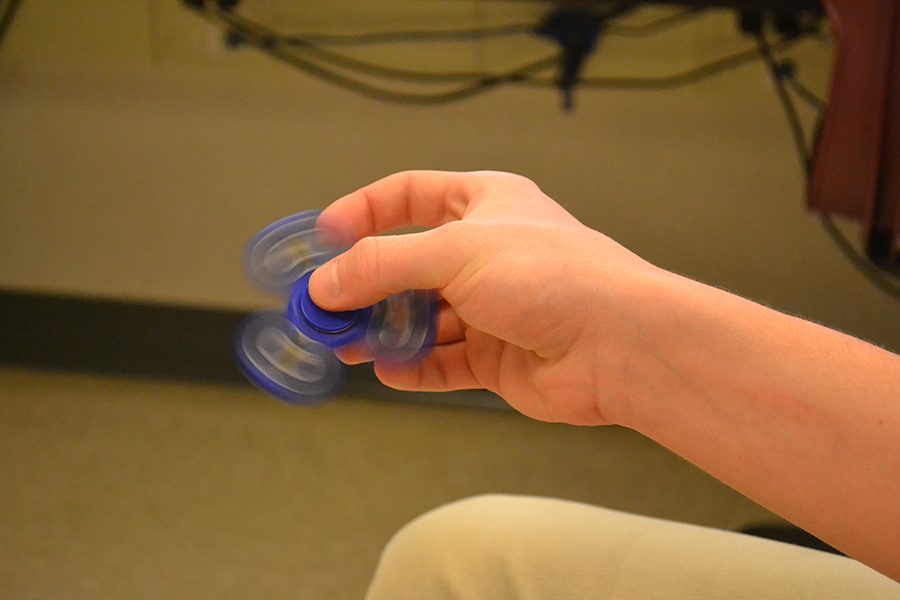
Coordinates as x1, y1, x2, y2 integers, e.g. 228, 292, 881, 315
308, 170, 900, 581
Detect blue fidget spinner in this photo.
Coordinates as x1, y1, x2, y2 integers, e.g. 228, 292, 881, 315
235, 210, 438, 405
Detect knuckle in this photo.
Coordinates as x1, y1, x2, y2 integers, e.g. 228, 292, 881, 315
353, 235, 385, 292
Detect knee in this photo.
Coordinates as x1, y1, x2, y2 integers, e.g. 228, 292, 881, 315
366, 494, 629, 599
365, 495, 523, 599
366, 495, 900, 600
380, 494, 516, 570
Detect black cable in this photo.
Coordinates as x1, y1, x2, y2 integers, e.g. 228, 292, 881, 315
198, 5, 557, 105
229, 27, 552, 84
208, 12, 767, 104
275, 47, 556, 105
521, 36, 800, 91
263, 7, 702, 47
193, 3, 828, 135
756, 33, 900, 301
225, 7, 702, 86
197, 2, 787, 97
199, 3, 825, 124
278, 22, 535, 46
0, 0, 23, 50
783, 72, 825, 111
201, 5, 806, 109
756, 34, 810, 173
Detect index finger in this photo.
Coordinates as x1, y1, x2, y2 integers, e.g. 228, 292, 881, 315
316, 170, 477, 244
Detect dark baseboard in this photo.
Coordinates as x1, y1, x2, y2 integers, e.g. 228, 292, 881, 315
0, 289, 505, 410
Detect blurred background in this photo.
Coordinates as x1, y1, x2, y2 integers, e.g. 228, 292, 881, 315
1, 0, 897, 597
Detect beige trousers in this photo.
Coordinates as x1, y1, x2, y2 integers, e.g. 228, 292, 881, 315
365, 495, 899, 599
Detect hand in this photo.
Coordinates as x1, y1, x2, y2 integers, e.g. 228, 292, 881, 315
312, 171, 900, 579
308, 170, 668, 425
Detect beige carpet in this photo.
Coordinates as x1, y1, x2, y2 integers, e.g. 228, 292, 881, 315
1, 367, 781, 599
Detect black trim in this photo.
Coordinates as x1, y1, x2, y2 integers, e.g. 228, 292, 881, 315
740, 524, 843, 555
0, 290, 505, 409
0, 290, 248, 383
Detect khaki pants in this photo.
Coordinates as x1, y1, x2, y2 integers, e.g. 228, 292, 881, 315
366, 495, 899, 599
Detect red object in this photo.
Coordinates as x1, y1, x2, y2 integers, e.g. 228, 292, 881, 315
809, 0, 900, 265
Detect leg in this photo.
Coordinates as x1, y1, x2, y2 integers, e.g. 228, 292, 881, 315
365, 495, 899, 600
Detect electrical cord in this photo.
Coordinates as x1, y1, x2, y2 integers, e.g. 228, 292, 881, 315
220, 6, 705, 88
196, 5, 557, 105
193, 2, 815, 102
225, 22, 553, 84
756, 34, 810, 173
208, 3, 800, 96
240, 6, 703, 47
277, 22, 535, 46
522, 36, 801, 91
756, 33, 900, 301
782, 71, 826, 111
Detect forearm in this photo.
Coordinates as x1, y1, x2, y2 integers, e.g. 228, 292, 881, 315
611, 272, 900, 579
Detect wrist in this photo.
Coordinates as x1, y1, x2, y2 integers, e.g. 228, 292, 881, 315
594, 267, 774, 430
580, 265, 689, 428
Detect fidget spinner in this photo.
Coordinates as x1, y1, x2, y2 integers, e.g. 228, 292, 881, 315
235, 210, 438, 404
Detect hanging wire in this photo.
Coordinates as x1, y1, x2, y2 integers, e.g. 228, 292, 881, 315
238, 6, 704, 47
756, 34, 810, 173
756, 33, 900, 301
204, 2, 721, 93
228, 28, 552, 84
201, 3, 803, 97
522, 36, 801, 91
782, 72, 826, 111
276, 22, 536, 46
195, 5, 557, 105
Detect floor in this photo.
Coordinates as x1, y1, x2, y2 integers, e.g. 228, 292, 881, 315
0, 367, 782, 599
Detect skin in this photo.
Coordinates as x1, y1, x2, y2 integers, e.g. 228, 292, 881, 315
308, 170, 900, 581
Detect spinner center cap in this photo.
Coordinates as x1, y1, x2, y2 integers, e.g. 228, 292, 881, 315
298, 274, 359, 333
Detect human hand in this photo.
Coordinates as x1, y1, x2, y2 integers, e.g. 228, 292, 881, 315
309, 170, 669, 425
305, 170, 900, 580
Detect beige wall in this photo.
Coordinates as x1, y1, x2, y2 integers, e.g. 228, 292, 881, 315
1, 1, 897, 350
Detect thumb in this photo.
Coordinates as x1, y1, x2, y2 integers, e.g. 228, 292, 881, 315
308, 229, 465, 311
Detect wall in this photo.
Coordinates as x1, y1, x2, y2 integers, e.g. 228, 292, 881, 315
2, 0, 897, 350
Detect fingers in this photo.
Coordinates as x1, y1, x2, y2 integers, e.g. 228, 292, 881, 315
336, 343, 481, 392
374, 342, 482, 392
334, 337, 482, 393
316, 170, 576, 251
334, 302, 465, 366
308, 228, 470, 311
435, 302, 466, 345
316, 171, 478, 244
